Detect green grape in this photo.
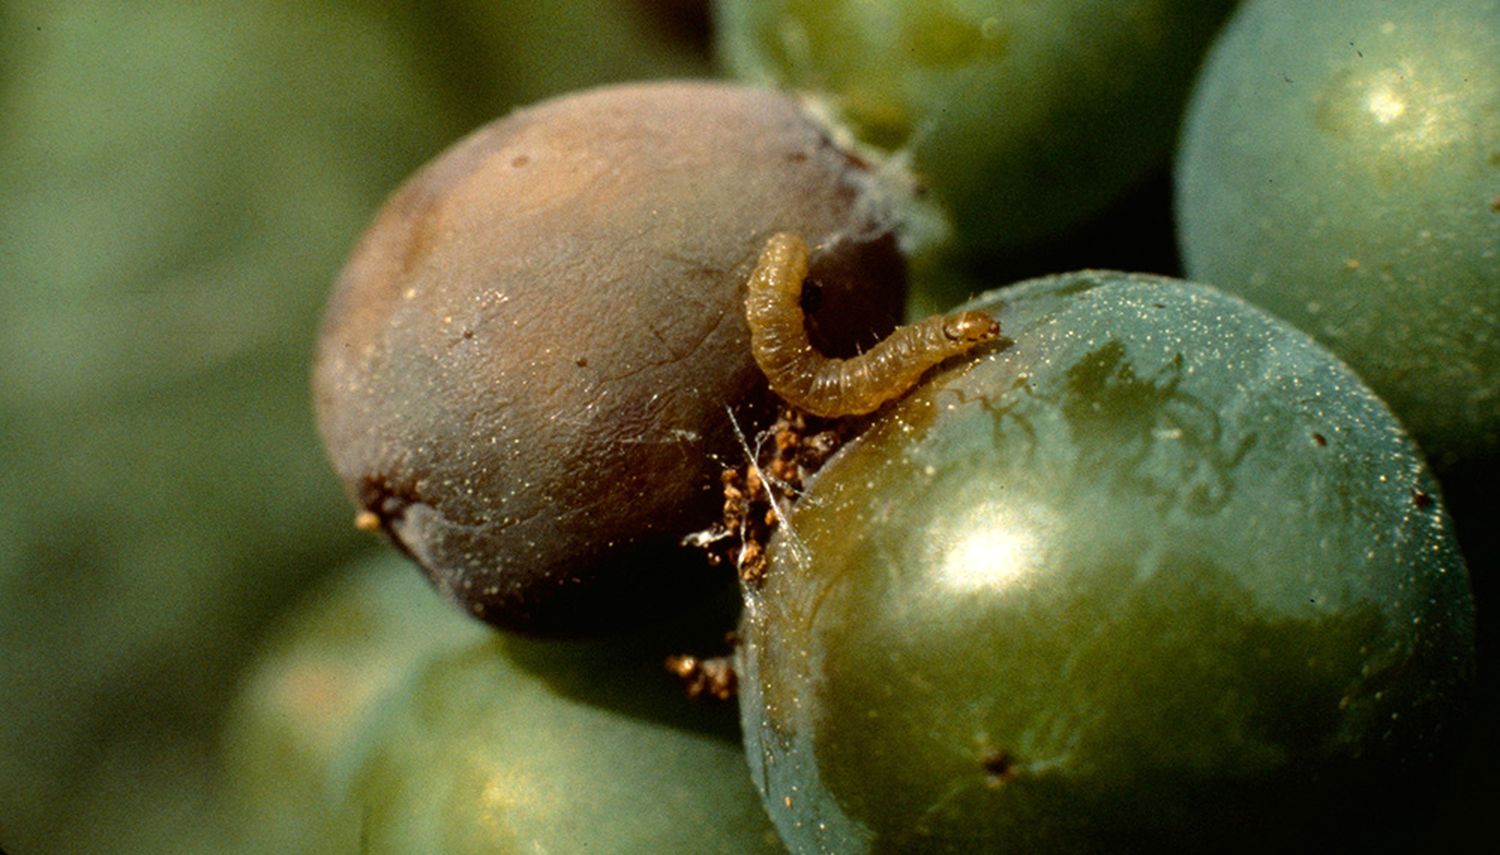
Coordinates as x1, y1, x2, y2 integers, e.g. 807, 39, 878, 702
739, 272, 1476, 852
222, 551, 777, 854
346, 637, 782, 853
1176, 0, 1500, 471
715, 0, 1236, 264
220, 552, 491, 853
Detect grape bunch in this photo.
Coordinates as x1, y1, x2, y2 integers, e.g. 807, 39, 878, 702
233, 1, 1495, 851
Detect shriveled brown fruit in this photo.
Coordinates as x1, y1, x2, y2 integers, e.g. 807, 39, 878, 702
314, 80, 904, 634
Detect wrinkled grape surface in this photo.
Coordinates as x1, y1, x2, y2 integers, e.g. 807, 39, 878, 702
314, 81, 904, 633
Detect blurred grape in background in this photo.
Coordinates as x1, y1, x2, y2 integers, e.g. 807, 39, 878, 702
1177, 0, 1500, 474
715, 0, 1237, 283
218, 552, 777, 854
0, 2, 706, 851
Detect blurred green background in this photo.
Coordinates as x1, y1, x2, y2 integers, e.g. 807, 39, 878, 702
0, 2, 707, 851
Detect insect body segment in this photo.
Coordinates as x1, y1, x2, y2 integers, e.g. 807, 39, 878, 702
746, 232, 1000, 417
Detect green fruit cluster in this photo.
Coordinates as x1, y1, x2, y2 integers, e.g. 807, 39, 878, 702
3, 1, 1490, 853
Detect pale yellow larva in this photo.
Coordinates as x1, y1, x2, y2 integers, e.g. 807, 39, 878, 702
746, 232, 1000, 418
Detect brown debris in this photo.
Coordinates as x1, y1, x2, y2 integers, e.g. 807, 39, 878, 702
691, 407, 850, 585
665, 654, 737, 701
669, 408, 856, 700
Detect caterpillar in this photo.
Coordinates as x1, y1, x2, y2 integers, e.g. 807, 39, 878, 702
746, 232, 1000, 418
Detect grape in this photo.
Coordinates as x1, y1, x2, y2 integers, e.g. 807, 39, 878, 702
313, 81, 905, 634
222, 551, 778, 853
1176, 0, 1500, 471
220, 552, 491, 852
738, 272, 1476, 851
346, 637, 782, 853
715, 0, 1236, 260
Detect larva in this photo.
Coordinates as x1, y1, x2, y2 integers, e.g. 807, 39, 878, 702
746, 232, 1000, 418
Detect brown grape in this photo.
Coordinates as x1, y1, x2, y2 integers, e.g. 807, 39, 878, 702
313, 80, 905, 633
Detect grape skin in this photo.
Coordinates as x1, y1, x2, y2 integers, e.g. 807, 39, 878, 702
740, 272, 1475, 852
